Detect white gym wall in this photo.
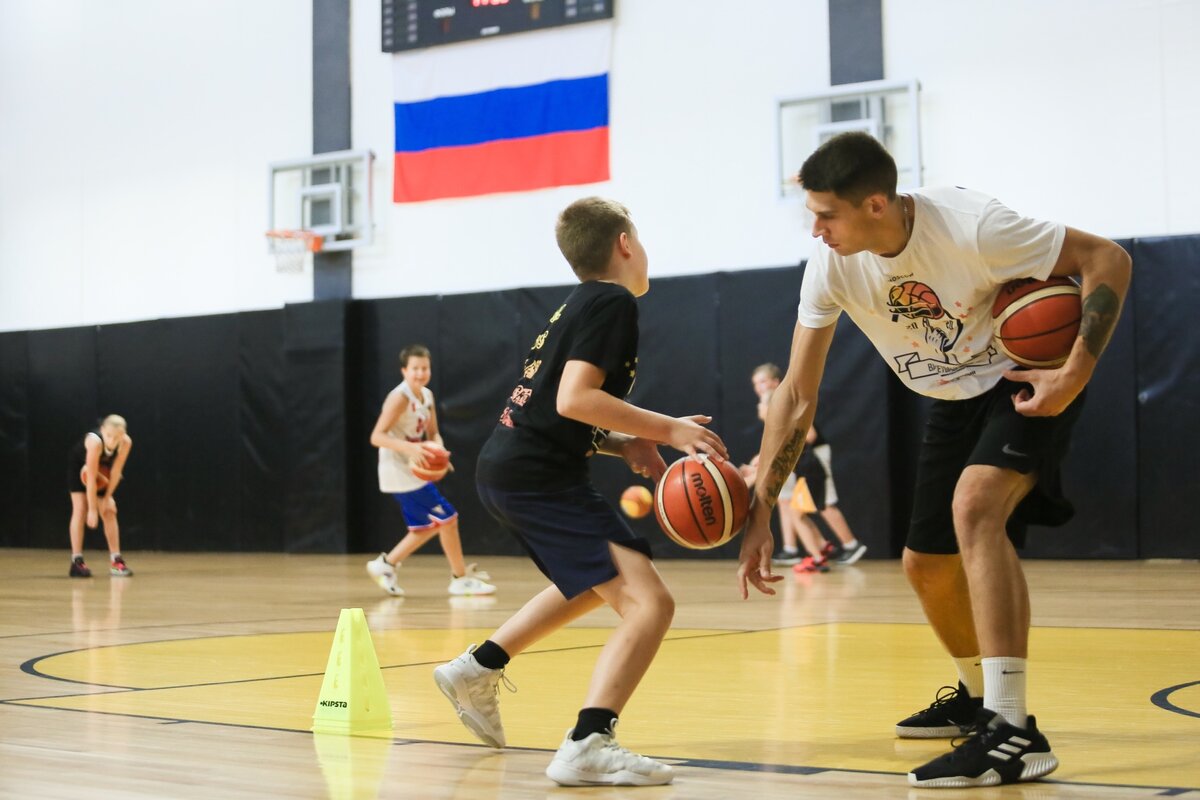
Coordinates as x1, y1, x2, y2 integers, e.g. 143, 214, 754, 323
1, 0, 1197, 332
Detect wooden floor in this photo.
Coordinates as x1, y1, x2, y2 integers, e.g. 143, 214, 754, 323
1, 549, 1198, 799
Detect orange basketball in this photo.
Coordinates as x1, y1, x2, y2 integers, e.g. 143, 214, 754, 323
653, 456, 750, 550
992, 277, 1082, 368
80, 464, 110, 490
620, 485, 653, 518
412, 443, 450, 482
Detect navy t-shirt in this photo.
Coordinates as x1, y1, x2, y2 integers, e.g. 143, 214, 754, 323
477, 280, 639, 491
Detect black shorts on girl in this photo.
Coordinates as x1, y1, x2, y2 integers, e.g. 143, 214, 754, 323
477, 480, 653, 600
907, 377, 1085, 555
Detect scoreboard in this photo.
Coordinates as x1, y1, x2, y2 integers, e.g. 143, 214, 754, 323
382, 0, 614, 53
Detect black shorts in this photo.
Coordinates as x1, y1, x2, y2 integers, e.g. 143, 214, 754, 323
907, 378, 1085, 555
796, 448, 831, 511
67, 459, 106, 496
476, 480, 653, 600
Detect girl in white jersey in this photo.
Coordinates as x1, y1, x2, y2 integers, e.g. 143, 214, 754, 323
737, 132, 1130, 790
366, 345, 495, 597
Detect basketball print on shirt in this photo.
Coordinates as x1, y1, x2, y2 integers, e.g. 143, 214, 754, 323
886, 280, 999, 384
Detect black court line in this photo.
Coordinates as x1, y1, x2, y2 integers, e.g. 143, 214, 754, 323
8, 628, 750, 701
2, 701, 1196, 795
1150, 680, 1200, 719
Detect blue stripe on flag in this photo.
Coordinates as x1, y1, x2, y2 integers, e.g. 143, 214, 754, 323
394, 74, 608, 153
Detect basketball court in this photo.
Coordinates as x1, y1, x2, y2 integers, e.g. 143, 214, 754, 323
3, 550, 1197, 798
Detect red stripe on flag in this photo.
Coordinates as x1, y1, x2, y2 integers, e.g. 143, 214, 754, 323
393, 127, 609, 203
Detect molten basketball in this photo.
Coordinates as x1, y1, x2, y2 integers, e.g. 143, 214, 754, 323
653, 457, 750, 550
620, 485, 653, 518
80, 464, 110, 490
992, 277, 1082, 368
412, 443, 450, 482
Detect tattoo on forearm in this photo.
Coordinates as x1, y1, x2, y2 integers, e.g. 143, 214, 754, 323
762, 429, 806, 507
1080, 284, 1120, 358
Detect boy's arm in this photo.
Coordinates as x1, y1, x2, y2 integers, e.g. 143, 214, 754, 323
557, 360, 727, 460
1004, 227, 1131, 416
737, 321, 835, 598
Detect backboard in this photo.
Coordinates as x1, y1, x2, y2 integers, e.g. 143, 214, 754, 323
268, 149, 375, 252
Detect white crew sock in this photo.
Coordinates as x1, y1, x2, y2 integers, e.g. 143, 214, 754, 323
983, 656, 1028, 728
954, 655, 985, 698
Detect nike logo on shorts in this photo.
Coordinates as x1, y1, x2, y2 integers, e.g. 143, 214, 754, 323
1001, 444, 1028, 458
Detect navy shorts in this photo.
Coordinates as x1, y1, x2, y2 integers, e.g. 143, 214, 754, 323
907, 377, 1085, 555
392, 483, 458, 531
477, 480, 653, 600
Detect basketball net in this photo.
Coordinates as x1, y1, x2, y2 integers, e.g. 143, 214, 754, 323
265, 229, 323, 274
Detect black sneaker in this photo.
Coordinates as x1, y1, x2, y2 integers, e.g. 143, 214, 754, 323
908, 708, 1059, 788
69, 557, 92, 578
836, 542, 868, 565
895, 682, 983, 738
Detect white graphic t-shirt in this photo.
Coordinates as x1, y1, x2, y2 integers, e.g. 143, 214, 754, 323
378, 382, 435, 493
798, 187, 1066, 400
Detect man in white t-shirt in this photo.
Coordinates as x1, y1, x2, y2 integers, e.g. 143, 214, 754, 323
736, 133, 1130, 789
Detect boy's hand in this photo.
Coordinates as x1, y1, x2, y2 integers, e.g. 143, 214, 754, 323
620, 437, 667, 482
667, 415, 728, 461
404, 441, 430, 468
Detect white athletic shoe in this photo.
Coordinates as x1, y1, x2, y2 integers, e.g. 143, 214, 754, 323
447, 563, 496, 596
433, 645, 512, 748
365, 553, 404, 596
545, 721, 674, 786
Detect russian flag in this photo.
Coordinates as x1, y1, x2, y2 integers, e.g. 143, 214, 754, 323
392, 23, 612, 203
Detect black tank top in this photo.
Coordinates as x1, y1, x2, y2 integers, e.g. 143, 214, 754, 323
70, 430, 119, 470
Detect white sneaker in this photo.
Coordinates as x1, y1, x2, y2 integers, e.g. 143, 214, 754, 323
366, 553, 404, 596
433, 645, 512, 748
447, 563, 496, 596
545, 722, 674, 786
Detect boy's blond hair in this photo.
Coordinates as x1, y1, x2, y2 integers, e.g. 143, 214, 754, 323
101, 414, 127, 431
752, 363, 782, 381
555, 197, 633, 279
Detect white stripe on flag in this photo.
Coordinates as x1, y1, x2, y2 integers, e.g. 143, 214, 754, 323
393, 21, 612, 103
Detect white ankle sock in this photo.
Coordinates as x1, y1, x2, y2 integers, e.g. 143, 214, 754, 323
953, 655, 984, 698
982, 656, 1028, 728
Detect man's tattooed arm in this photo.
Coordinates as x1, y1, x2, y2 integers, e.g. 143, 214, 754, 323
760, 428, 806, 509
1080, 283, 1120, 359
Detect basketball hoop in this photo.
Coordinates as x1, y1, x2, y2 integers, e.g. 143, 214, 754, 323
266, 229, 323, 273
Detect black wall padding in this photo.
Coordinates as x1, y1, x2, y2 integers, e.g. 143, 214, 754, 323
1133, 237, 1200, 557
238, 310, 288, 552
436, 289, 531, 556
95, 320, 165, 551
0, 332, 31, 544
25, 327, 98, 548
283, 301, 351, 553
3, 236, 1198, 561
1025, 240, 1139, 558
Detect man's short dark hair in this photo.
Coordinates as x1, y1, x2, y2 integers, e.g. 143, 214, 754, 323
798, 132, 898, 204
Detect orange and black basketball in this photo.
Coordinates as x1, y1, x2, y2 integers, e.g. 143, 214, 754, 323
653, 456, 750, 550
992, 277, 1082, 368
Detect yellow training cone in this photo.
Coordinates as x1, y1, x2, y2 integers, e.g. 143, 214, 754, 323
312, 608, 393, 737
